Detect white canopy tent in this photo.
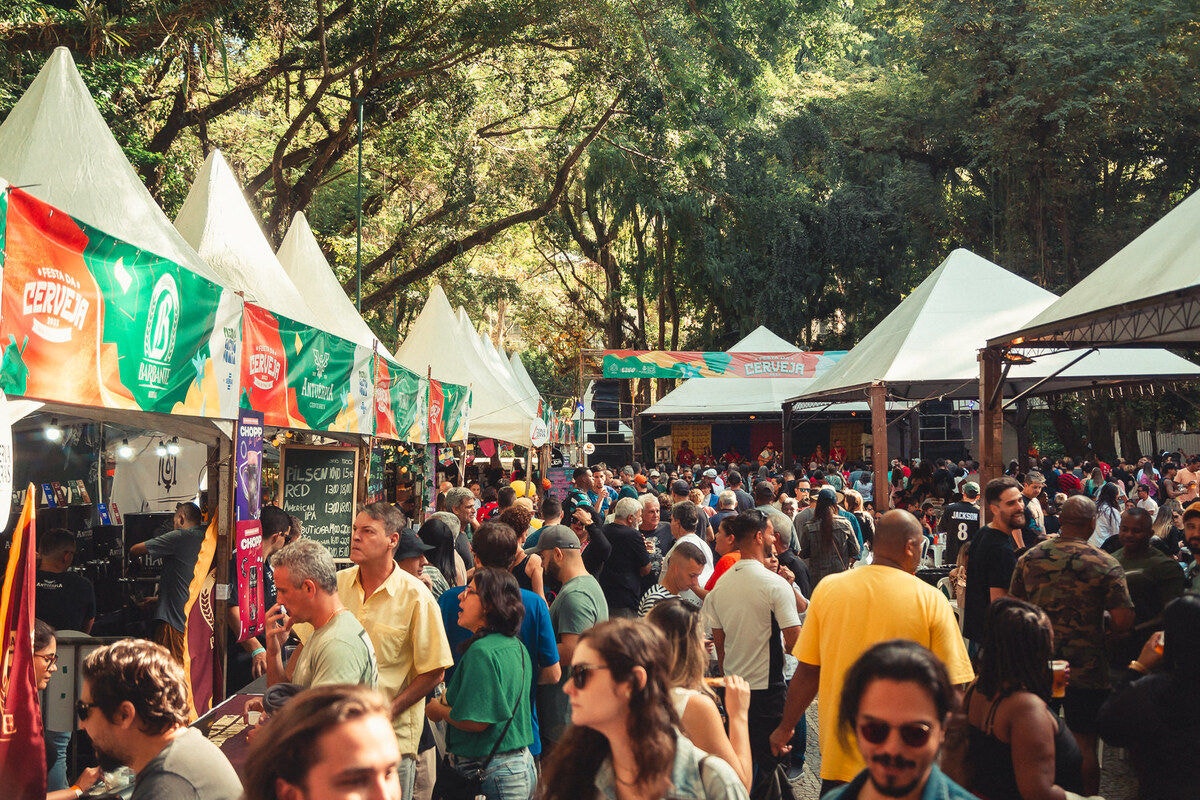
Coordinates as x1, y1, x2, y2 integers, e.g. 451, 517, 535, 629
0, 47, 221, 286
277, 211, 381, 350
792, 248, 1200, 404
395, 286, 535, 446
510, 352, 547, 415
994, 189, 1200, 350
642, 326, 860, 418
175, 150, 322, 329
788, 248, 1200, 507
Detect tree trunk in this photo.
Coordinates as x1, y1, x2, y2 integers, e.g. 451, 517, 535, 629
1085, 402, 1117, 463
1114, 403, 1142, 461
1046, 399, 1085, 458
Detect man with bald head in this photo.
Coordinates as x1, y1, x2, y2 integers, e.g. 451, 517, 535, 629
1009, 494, 1134, 795
768, 510, 974, 795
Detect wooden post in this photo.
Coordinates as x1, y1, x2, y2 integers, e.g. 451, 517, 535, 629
979, 347, 1005, 516
211, 432, 233, 704
782, 402, 793, 469
870, 382, 890, 511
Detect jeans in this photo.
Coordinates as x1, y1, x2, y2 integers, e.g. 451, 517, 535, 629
453, 748, 536, 800
398, 754, 418, 800
45, 728, 71, 791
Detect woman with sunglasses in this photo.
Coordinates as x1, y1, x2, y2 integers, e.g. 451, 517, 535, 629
33, 620, 103, 799
541, 618, 748, 800
426, 567, 536, 800
959, 598, 1083, 800
646, 599, 753, 789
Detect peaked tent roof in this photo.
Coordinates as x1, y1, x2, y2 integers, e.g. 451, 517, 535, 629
509, 352, 545, 414
277, 212, 379, 349
395, 286, 534, 445
792, 248, 1200, 404
175, 150, 321, 328
642, 326, 861, 417
994, 189, 1200, 348
480, 330, 539, 417
0, 47, 221, 285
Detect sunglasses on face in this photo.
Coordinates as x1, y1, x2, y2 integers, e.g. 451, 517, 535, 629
568, 663, 610, 689
76, 700, 98, 721
857, 719, 934, 748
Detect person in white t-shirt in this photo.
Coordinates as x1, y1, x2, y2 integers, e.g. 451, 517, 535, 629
1135, 484, 1159, 517
704, 509, 801, 797
666, 501, 714, 604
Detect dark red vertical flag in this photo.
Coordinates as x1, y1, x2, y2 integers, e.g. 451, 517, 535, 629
0, 486, 46, 799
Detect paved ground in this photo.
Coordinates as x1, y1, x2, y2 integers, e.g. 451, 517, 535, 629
788, 701, 1139, 799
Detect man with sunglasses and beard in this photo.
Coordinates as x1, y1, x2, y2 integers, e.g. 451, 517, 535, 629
822, 640, 975, 800
78, 639, 242, 800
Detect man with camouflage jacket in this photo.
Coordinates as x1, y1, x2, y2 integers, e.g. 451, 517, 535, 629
1009, 494, 1135, 796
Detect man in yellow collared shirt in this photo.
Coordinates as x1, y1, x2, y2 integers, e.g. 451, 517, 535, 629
341, 501, 454, 800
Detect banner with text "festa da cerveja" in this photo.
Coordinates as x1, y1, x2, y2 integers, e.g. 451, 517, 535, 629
0, 185, 241, 416
240, 302, 374, 434
602, 350, 847, 380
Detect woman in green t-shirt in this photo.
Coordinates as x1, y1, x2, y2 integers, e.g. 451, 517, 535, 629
427, 567, 535, 800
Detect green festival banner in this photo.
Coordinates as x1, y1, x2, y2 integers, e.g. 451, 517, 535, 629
602, 349, 848, 380
241, 303, 374, 433
0, 185, 240, 416
374, 354, 425, 442
440, 381, 471, 443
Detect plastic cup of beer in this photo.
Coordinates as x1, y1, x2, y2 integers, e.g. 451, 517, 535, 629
1050, 660, 1069, 698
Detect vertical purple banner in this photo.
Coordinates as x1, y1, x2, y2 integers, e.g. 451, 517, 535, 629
234, 410, 264, 641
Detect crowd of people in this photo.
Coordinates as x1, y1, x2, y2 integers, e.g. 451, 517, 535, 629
28, 447, 1200, 800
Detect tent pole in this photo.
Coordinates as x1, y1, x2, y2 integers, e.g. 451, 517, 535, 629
781, 402, 793, 469
870, 383, 889, 512
979, 347, 1005, 519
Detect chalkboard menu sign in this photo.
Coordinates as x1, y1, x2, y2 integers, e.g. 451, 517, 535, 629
279, 445, 359, 559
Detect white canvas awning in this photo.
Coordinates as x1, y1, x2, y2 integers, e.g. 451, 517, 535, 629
993, 189, 1200, 349
175, 150, 322, 328
394, 286, 535, 445
0, 47, 221, 285
791, 249, 1200, 405
277, 211, 380, 350
642, 326, 865, 417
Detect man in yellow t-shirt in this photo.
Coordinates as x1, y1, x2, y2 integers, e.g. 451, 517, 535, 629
768, 510, 973, 795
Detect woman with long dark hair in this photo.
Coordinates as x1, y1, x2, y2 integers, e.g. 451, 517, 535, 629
798, 487, 859, 585
539, 618, 747, 800
957, 598, 1083, 799
418, 516, 466, 590
426, 567, 535, 800
646, 599, 752, 789
1097, 595, 1200, 800
33, 620, 103, 799
1090, 482, 1123, 549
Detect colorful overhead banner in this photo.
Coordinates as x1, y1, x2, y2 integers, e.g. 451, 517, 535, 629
602, 350, 848, 379
0, 186, 241, 416
240, 303, 373, 433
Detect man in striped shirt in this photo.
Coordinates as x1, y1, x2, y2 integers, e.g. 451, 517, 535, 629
638, 541, 706, 615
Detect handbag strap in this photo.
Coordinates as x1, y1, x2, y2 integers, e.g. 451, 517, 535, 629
477, 649, 528, 771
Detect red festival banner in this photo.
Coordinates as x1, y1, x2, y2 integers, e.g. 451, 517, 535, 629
0, 488, 46, 799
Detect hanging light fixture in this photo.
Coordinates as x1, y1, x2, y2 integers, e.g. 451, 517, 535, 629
44, 417, 63, 442
167, 436, 181, 456
117, 438, 135, 460
155, 439, 168, 457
